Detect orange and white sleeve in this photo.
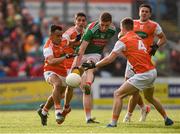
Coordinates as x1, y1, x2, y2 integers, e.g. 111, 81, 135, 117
43, 46, 53, 59
112, 40, 126, 54
155, 23, 163, 35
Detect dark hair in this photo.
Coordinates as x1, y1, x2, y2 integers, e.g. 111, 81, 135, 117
50, 24, 62, 33
75, 12, 86, 19
139, 4, 152, 13
100, 12, 112, 22
121, 17, 134, 31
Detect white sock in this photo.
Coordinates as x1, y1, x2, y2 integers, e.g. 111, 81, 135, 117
86, 113, 91, 121
111, 120, 117, 126
127, 112, 132, 117
140, 105, 146, 111
164, 116, 168, 121
42, 109, 48, 116
55, 109, 63, 115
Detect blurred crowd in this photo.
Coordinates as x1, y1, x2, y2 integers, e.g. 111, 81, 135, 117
0, 0, 179, 78
0, 0, 61, 78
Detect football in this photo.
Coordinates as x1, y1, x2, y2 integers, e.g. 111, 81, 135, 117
66, 73, 81, 88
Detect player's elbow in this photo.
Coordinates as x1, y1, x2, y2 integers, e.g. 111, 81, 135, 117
162, 35, 167, 44
160, 33, 167, 45
164, 37, 167, 44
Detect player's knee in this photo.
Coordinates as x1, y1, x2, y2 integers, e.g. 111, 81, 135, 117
114, 90, 128, 99
114, 90, 121, 99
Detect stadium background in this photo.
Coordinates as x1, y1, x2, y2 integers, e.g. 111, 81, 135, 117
0, 0, 180, 110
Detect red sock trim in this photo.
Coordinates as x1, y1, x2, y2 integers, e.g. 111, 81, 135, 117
112, 114, 119, 120
86, 82, 92, 86
84, 108, 91, 113
55, 104, 61, 110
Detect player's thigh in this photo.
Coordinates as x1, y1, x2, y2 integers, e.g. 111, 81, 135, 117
48, 74, 63, 87
85, 68, 95, 82
115, 81, 139, 99
60, 86, 67, 95
143, 87, 154, 100
131, 91, 140, 98
80, 69, 94, 84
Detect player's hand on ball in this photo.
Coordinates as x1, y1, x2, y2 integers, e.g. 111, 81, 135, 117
82, 61, 96, 70
65, 53, 78, 59
149, 43, 159, 56
71, 66, 84, 76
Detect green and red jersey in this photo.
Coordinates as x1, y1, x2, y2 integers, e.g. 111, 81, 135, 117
82, 21, 116, 54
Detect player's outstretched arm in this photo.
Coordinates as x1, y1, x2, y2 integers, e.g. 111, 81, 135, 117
96, 51, 118, 68
82, 51, 118, 70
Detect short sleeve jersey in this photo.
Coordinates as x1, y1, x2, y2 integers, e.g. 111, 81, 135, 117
62, 26, 83, 69
82, 21, 116, 54
112, 31, 155, 73
133, 20, 162, 51
43, 38, 69, 76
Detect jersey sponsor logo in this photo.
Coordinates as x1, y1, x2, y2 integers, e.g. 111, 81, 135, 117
135, 31, 148, 39
92, 39, 108, 46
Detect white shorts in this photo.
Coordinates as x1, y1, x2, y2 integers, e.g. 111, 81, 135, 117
127, 69, 157, 91
125, 61, 135, 78
80, 53, 101, 65
44, 71, 67, 87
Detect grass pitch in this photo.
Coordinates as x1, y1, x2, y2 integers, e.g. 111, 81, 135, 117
0, 109, 180, 133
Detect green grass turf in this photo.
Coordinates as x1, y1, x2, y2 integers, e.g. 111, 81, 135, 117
0, 109, 180, 133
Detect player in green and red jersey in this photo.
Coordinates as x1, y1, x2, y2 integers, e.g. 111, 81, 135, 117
72, 12, 116, 123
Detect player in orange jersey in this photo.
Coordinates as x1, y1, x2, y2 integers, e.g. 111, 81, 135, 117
37, 13, 86, 126
37, 25, 77, 125
82, 17, 173, 127
118, 4, 167, 122
63, 12, 87, 73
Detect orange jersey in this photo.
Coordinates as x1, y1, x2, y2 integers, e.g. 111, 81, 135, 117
62, 26, 83, 69
113, 31, 155, 73
133, 20, 162, 51
43, 38, 69, 77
